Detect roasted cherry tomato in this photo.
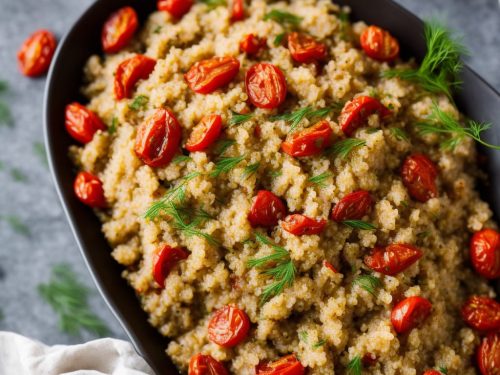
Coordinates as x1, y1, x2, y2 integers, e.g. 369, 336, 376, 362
362, 353, 377, 367
281, 120, 332, 157
391, 296, 432, 334
185, 114, 222, 152
280, 214, 327, 236
157, 0, 193, 18
256, 354, 305, 375
323, 260, 338, 273
153, 245, 189, 288
360, 25, 399, 62
189, 354, 228, 375
364, 243, 423, 276
287, 32, 327, 64
461, 296, 500, 332
401, 154, 438, 203
65, 103, 105, 144
231, 0, 245, 22
331, 190, 372, 222
477, 332, 500, 375
135, 109, 182, 167
240, 34, 267, 55
338, 96, 391, 136
17, 30, 57, 77
248, 190, 287, 228
114, 54, 156, 100
246, 63, 287, 109
470, 229, 500, 279
74, 172, 106, 208
185, 56, 240, 95
101, 6, 138, 54
208, 305, 250, 347
422, 371, 442, 375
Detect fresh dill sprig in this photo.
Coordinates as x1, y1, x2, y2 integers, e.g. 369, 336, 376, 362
299, 331, 309, 343
108, 117, 118, 134
1, 215, 30, 236
347, 355, 362, 375
199, 0, 226, 9
128, 95, 149, 111
268, 170, 282, 178
173, 155, 192, 164
383, 21, 466, 98
416, 103, 499, 150
33, 142, 49, 167
229, 110, 253, 126
38, 264, 110, 337
308, 172, 332, 188
312, 339, 326, 349
264, 9, 302, 26
353, 274, 381, 296
327, 138, 366, 159
210, 155, 245, 178
274, 32, 286, 46
270, 106, 337, 133
214, 139, 236, 156
438, 366, 448, 375
390, 127, 409, 142
241, 162, 260, 180
10, 168, 27, 182
342, 220, 376, 230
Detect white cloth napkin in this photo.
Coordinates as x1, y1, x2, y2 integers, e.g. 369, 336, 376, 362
0, 331, 155, 375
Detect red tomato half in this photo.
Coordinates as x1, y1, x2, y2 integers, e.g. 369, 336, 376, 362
360, 25, 399, 62
17, 30, 57, 77
391, 296, 432, 334
246, 63, 287, 109
470, 229, 500, 279
185, 56, 240, 95
256, 354, 305, 375
248, 190, 287, 228
157, 0, 193, 18
231, 0, 245, 22
114, 55, 156, 100
331, 190, 372, 222
135, 109, 182, 167
280, 214, 327, 236
338, 96, 391, 136
189, 354, 228, 375
323, 260, 338, 273
153, 245, 189, 288
208, 305, 250, 347
477, 332, 500, 375
423, 371, 442, 375
240, 34, 267, 55
281, 120, 332, 157
364, 243, 423, 276
287, 32, 327, 64
65, 103, 105, 144
74, 172, 106, 208
401, 154, 438, 203
461, 296, 500, 332
101, 6, 138, 54
186, 114, 222, 152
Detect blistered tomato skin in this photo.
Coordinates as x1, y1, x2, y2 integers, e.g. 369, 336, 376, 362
153, 245, 189, 288
114, 55, 156, 100
281, 120, 332, 157
65, 103, 106, 144
101, 6, 138, 54
231, 0, 245, 22
287, 32, 327, 64
401, 154, 439, 203
280, 214, 327, 236
246, 63, 287, 109
477, 332, 500, 375
248, 190, 287, 228
189, 353, 229, 375
17, 30, 57, 77
185, 56, 240, 95
186, 114, 222, 152
338, 96, 391, 135
391, 296, 432, 334
331, 190, 372, 222
360, 25, 399, 62
255, 354, 305, 375
208, 305, 250, 347
470, 229, 500, 279
461, 296, 500, 332
134, 109, 182, 168
157, 0, 193, 18
240, 34, 267, 55
364, 244, 423, 276
74, 172, 106, 208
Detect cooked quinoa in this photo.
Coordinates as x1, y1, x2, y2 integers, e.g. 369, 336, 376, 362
69, 0, 497, 373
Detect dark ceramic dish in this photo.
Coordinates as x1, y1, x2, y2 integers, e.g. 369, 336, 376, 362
44, 0, 500, 374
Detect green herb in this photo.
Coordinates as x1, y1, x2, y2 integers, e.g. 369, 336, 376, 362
416, 103, 499, 150
417, 231, 430, 239
338, 10, 350, 41
264, 9, 302, 26
401, 200, 409, 208
342, 220, 376, 230
327, 138, 366, 159
229, 110, 253, 126
366, 128, 380, 134
214, 139, 236, 156
270, 106, 336, 133
33, 142, 48, 167
268, 170, 282, 178
353, 274, 381, 296
312, 339, 326, 349
108, 117, 118, 134
241, 162, 260, 180
38, 264, 109, 337
1, 215, 30, 236
128, 95, 149, 111
199, 0, 226, 9
153, 25, 162, 34
383, 21, 466, 98
10, 168, 27, 182
390, 127, 409, 142
299, 331, 309, 343
438, 366, 448, 375
308, 172, 332, 188
247, 233, 296, 303
210, 155, 245, 178
173, 155, 192, 164
368, 88, 379, 99
274, 32, 286, 46
347, 355, 362, 375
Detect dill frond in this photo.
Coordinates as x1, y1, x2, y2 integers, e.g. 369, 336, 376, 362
353, 274, 381, 296
271, 106, 338, 133
347, 355, 362, 375
274, 32, 286, 46
199, 0, 226, 9
308, 172, 332, 188
214, 139, 236, 156
173, 155, 192, 164
241, 162, 260, 180
229, 111, 253, 126
327, 138, 366, 159
210, 155, 245, 178
128, 95, 149, 111
342, 220, 377, 230
264, 9, 302, 26
390, 127, 409, 142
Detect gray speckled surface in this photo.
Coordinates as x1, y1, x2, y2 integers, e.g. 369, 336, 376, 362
0, 0, 498, 348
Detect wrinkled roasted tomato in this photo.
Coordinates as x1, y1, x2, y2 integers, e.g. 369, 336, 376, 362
364, 244, 423, 276
189, 354, 228, 375
240, 34, 267, 55
157, 0, 193, 18
287, 32, 327, 64
470, 229, 500, 279
248, 190, 287, 228
65, 103, 105, 144
477, 332, 500, 375
230, 0, 245, 22
101, 6, 138, 54
338, 96, 391, 135
114, 54, 156, 100
74, 172, 106, 208
391, 296, 432, 334
401, 154, 438, 203
186, 114, 222, 152
153, 245, 189, 288
208, 305, 250, 347
461, 295, 500, 332
331, 190, 372, 222
246, 63, 287, 109
256, 354, 305, 375
17, 29, 57, 77
185, 56, 240, 94
280, 214, 327, 236
360, 25, 399, 62
281, 120, 332, 157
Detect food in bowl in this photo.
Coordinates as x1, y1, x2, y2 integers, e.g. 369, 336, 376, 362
65, 0, 500, 373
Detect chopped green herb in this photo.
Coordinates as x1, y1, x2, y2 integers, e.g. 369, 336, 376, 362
229, 110, 253, 126
308, 172, 332, 188
33, 142, 48, 167
128, 95, 149, 111
271, 106, 336, 133
327, 138, 366, 159
153, 25, 162, 34
417, 231, 430, 239
366, 128, 380, 134
199, 0, 226, 9
401, 200, 409, 208
173, 155, 192, 164
347, 355, 362, 375
390, 127, 409, 142
264, 9, 302, 26
274, 32, 286, 46
214, 139, 236, 156
353, 274, 381, 296
210, 155, 245, 178
438, 366, 448, 375
1, 215, 30, 236
241, 162, 260, 180
299, 331, 309, 343
108, 117, 118, 134
268, 170, 282, 178
312, 339, 326, 349
342, 220, 376, 230
10, 168, 27, 182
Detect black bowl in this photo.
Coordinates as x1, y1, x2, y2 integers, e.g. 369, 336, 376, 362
44, 0, 500, 374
